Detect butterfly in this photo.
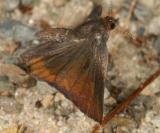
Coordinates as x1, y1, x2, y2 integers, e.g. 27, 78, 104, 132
20, 5, 118, 123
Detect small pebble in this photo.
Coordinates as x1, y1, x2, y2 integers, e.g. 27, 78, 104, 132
14, 87, 27, 104
1, 124, 19, 133
147, 15, 160, 35
5, 0, 20, 11
36, 81, 57, 94
53, 0, 69, 7
0, 63, 30, 87
4, 55, 21, 65
0, 19, 37, 45
41, 94, 54, 108
0, 75, 9, 82
0, 38, 19, 54
54, 93, 65, 102
58, 0, 93, 28
61, 101, 69, 108
21, 0, 34, 6
134, 3, 153, 22
0, 97, 22, 114
0, 81, 15, 97
151, 115, 160, 128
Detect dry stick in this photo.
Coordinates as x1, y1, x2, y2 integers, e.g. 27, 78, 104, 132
102, 69, 160, 125
123, 0, 138, 30
127, 0, 138, 22
117, 0, 138, 44
92, 68, 160, 133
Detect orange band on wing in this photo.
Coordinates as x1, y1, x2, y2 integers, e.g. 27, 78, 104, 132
30, 58, 56, 82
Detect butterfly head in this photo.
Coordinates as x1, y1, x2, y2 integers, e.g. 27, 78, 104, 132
102, 16, 118, 31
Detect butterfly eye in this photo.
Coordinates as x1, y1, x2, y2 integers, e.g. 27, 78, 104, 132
103, 16, 118, 31
109, 18, 119, 30
109, 20, 116, 30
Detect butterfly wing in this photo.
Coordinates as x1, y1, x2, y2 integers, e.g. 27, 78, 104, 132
21, 37, 105, 122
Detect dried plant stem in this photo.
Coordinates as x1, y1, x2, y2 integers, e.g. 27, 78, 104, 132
124, 0, 138, 29
91, 68, 160, 133
127, 0, 138, 22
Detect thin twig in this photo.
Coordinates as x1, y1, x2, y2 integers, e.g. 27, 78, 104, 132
127, 0, 138, 22
124, 0, 138, 29
91, 68, 160, 133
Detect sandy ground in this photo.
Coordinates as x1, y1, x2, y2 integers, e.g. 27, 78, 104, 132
0, 0, 160, 133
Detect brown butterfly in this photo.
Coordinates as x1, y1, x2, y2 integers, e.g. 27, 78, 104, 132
20, 5, 118, 123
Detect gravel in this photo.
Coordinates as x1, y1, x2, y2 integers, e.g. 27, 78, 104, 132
0, 0, 160, 133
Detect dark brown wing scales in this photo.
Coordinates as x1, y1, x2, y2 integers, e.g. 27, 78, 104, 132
21, 39, 104, 122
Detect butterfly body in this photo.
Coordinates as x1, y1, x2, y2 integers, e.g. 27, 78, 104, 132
20, 9, 117, 122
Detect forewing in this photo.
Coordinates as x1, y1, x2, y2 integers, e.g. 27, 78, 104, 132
21, 39, 104, 122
